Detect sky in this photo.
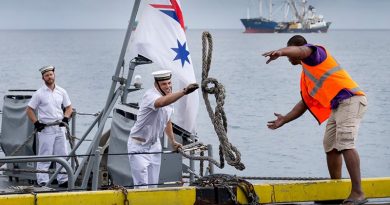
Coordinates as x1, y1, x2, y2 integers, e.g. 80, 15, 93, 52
0, 0, 389, 30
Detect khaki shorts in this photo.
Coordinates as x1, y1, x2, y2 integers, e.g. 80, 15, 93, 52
323, 95, 368, 152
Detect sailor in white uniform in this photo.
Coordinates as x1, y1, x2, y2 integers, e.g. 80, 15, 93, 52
128, 70, 199, 188
26, 65, 73, 188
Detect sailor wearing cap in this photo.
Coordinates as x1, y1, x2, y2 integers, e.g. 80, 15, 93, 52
39, 65, 55, 74
127, 70, 199, 188
26, 65, 72, 188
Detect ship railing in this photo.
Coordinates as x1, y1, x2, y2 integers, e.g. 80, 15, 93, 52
0, 155, 74, 190
1, 95, 217, 189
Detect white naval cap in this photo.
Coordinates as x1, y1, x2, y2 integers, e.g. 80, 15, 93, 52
39, 65, 55, 74
152, 70, 172, 81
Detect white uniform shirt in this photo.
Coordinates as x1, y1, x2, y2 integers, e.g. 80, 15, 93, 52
28, 84, 71, 123
130, 87, 174, 145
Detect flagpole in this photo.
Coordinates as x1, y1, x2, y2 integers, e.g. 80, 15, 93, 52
103, 0, 141, 116
72, 0, 142, 188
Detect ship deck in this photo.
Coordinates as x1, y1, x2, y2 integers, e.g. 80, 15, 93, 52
1, 174, 390, 205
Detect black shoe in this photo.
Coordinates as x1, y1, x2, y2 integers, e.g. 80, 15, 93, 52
58, 181, 68, 188
38, 182, 47, 187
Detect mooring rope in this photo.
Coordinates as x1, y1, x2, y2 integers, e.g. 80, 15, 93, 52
201, 31, 245, 171
238, 176, 331, 181
108, 185, 129, 205
0, 142, 213, 175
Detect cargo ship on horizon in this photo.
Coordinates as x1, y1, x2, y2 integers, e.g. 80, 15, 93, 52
241, 0, 331, 33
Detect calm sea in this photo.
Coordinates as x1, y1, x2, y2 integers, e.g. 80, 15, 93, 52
0, 29, 389, 179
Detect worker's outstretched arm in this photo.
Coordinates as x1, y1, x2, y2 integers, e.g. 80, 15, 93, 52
262, 46, 313, 64
267, 100, 307, 130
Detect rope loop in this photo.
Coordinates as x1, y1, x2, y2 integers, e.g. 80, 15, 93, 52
201, 31, 245, 171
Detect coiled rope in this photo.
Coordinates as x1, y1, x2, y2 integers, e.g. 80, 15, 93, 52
201, 31, 245, 171
192, 174, 259, 205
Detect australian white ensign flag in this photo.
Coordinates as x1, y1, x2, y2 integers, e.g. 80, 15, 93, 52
129, 0, 199, 134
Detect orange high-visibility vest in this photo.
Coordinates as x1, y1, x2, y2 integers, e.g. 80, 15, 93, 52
300, 46, 365, 124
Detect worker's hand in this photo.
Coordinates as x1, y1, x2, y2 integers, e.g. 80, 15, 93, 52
34, 121, 46, 132
267, 113, 286, 130
262, 50, 283, 64
183, 83, 199, 95
59, 117, 69, 127
172, 141, 183, 151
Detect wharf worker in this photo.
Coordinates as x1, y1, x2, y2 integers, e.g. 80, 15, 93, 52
263, 35, 368, 205
26, 65, 72, 188
128, 70, 198, 188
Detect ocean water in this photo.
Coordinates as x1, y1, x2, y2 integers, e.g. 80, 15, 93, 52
0, 29, 389, 179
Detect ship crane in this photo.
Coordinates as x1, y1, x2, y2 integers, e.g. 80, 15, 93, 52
288, 0, 305, 25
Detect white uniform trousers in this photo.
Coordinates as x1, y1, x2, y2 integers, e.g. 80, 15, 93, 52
128, 138, 162, 189
36, 127, 69, 185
